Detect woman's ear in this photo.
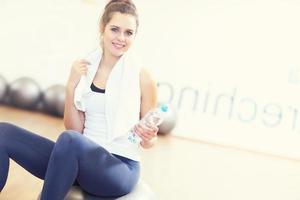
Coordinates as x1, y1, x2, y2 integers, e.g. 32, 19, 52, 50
99, 24, 105, 35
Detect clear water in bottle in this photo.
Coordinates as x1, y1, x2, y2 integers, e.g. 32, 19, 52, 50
127, 104, 169, 144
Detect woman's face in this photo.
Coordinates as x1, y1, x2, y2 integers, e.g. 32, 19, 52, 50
101, 12, 137, 58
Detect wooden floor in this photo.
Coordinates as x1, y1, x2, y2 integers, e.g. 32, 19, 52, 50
1, 105, 300, 200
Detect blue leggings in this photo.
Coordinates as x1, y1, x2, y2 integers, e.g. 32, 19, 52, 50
0, 122, 140, 199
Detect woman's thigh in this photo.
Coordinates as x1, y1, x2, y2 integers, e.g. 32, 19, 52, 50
68, 133, 140, 197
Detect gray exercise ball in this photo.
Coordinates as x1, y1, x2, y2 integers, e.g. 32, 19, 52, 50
158, 103, 177, 135
0, 75, 8, 103
8, 77, 42, 109
42, 84, 66, 117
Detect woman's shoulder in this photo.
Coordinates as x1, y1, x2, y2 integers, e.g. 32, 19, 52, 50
139, 67, 157, 97
139, 67, 156, 85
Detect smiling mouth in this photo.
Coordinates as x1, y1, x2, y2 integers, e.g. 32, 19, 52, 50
112, 42, 125, 49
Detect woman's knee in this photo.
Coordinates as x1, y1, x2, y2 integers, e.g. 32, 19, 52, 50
54, 130, 83, 152
0, 122, 15, 139
0, 122, 18, 147
57, 130, 82, 143
0, 122, 14, 132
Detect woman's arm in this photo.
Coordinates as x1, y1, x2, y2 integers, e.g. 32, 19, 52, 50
63, 59, 90, 133
137, 67, 159, 149
63, 86, 85, 133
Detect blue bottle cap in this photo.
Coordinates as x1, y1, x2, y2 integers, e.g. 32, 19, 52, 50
160, 104, 168, 112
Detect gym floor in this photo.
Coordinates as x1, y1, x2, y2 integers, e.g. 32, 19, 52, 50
1, 105, 300, 200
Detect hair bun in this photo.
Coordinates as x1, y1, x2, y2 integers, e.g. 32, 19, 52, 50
105, 0, 136, 10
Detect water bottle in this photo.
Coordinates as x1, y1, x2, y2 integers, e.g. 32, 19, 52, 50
128, 104, 169, 144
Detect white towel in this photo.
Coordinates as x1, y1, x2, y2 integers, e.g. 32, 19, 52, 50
74, 47, 141, 140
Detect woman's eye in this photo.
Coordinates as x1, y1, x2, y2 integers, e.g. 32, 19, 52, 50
126, 31, 133, 36
111, 28, 118, 32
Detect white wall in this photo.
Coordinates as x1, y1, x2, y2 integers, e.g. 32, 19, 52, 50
1, 0, 300, 159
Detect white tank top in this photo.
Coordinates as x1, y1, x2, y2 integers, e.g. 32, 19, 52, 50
82, 89, 141, 161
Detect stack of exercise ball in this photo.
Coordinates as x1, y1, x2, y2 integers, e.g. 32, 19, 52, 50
0, 75, 8, 103
8, 77, 42, 110
0, 75, 65, 117
42, 84, 66, 117
0, 74, 177, 135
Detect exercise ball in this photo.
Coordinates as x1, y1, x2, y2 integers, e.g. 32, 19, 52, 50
37, 180, 156, 200
42, 84, 66, 117
0, 75, 8, 103
158, 103, 177, 135
8, 77, 42, 109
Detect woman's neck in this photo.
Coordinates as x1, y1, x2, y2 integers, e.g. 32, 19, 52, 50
101, 51, 121, 70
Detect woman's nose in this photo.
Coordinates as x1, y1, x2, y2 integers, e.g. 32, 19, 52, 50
117, 32, 125, 41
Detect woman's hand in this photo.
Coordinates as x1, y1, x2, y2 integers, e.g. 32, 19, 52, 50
66, 59, 91, 89
133, 123, 158, 148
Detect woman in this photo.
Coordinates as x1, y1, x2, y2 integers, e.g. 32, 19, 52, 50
0, 0, 158, 199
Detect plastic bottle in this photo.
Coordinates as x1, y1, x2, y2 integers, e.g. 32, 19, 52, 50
128, 104, 169, 144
